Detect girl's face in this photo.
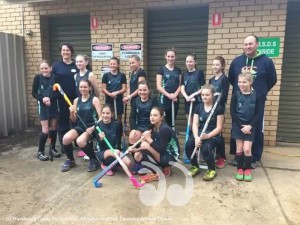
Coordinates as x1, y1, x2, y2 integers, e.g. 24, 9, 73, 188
129, 58, 139, 72
201, 89, 213, 103
212, 59, 223, 75
150, 108, 163, 125
101, 107, 113, 123
185, 56, 196, 71
238, 77, 252, 92
109, 59, 119, 73
76, 56, 87, 70
79, 81, 91, 95
61, 45, 72, 60
165, 51, 176, 65
40, 62, 51, 76
138, 84, 150, 99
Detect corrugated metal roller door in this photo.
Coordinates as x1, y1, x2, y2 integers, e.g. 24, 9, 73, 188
277, 1, 300, 143
147, 6, 208, 132
48, 14, 91, 63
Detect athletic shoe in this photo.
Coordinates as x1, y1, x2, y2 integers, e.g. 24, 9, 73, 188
50, 149, 61, 158
101, 163, 114, 176
37, 152, 49, 161
61, 159, 76, 172
140, 172, 159, 183
244, 169, 252, 182
235, 169, 244, 181
187, 166, 200, 177
215, 157, 226, 169
162, 166, 171, 178
87, 159, 100, 172
251, 161, 257, 169
131, 162, 143, 175
203, 170, 217, 181
77, 150, 86, 157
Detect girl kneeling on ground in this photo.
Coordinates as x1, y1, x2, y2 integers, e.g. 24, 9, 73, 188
186, 84, 224, 181
128, 107, 180, 183
95, 104, 132, 176
61, 79, 102, 172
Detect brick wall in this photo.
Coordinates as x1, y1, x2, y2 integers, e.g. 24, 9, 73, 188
0, 0, 287, 145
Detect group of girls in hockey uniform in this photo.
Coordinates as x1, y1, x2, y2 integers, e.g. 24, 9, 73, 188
32, 43, 260, 183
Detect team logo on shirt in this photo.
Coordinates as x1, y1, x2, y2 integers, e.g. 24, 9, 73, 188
71, 69, 77, 73
166, 74, 170, 79
41, 85, 44, 90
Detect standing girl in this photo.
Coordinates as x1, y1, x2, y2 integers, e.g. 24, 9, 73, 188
208, 56, 229, 169
102, 57, 126, 122
32, 60, 60, 161
129, 107, 180, 183
186, 85, 224, 181
123, 55, 147, 105
61, 80, 102, 172
52, 43, 78, 152
156, 48, 182, 127
74, 54, 99, 98
230, 72, 263, 181
181, 53, 205, 124
129, 80, 159, 174
95, 104, 131, 176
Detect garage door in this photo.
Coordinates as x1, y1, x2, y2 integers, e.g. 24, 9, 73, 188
48, 14, 91, 64
277, 1, 300, 143
147, 6, 209, 132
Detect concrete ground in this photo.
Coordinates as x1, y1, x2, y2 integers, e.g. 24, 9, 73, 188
0, 127, 299, 225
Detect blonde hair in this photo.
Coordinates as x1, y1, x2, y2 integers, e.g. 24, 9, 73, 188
238, 72, 253, 83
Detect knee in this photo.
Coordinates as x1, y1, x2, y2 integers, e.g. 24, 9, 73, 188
129, 130, 141, 145
140, 141, 150, 149
134, 152, 142, 162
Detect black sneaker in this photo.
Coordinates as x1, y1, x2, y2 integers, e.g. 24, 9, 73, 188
251, 161, 257, 169
87, 159, 100, 172
229, 159, 238, 167
37, 152, 49, 161
50, 149, 61, 158
61, 159, 76, 172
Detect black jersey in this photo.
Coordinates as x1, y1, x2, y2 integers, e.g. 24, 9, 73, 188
209, 74, 229, 107
74, 70, 90, 97
95, 120, 120, 151
182, 69, 205, 103
230, 89, 263, 127
102, 71, 126, 102
195, 103, 224, 135
157, 66, 181, 93
130, 97, 159, 131
76, 95, 98, 128
149, 122, 180, 160
129, 68, 147, 95
52, 60, 78, 100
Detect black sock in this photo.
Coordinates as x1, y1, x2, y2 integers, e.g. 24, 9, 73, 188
82, 142, 96, 160
244, 155, 253, 170
64, 144, 74, 161
49, 130, 57, 149
38, 132, 48, 153
235, 152, 244, 169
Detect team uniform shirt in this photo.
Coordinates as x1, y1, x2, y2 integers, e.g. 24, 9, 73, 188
228, 53, 277, 100
32, 73, 58, 120
95, 120, 120, 151
209, 74, 230, 107
157, 66, 181, 110
76, 95, 98, 129
74, 70, 90, 97
52, 60, 78, 101
150, 122, 180, 160
102, 72, 126, 114
129, 68, 147, 97
195, 103, 224, 135
130, 97, 159, 132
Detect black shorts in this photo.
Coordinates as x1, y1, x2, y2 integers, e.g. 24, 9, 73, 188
140, 149, 176, 168
38, 104, 58, 120
184, 101, 200, 115
231, 122, 255, 142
